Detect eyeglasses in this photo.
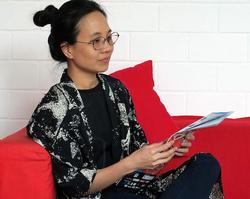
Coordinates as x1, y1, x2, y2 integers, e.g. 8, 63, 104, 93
76, 32, 120, 50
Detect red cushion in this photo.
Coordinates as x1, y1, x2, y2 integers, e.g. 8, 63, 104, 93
111, 60, 178, 144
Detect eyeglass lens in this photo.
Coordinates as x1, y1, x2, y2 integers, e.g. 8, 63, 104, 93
94, 33, 119, 49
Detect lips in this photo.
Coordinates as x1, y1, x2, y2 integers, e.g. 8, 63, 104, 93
99, 57, 111, 63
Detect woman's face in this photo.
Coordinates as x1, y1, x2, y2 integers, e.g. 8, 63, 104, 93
66, 11, 114, 75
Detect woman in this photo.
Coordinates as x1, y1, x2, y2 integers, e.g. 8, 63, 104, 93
27, 0, 224, 198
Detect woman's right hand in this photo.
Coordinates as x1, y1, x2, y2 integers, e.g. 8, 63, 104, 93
125, 141, 177, 172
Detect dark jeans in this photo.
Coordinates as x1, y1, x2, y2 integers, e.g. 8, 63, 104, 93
102, 153, 221, 199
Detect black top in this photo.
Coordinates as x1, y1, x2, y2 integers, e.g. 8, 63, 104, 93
78, 81, 114, 169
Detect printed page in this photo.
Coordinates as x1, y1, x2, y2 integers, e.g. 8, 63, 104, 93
167, 111, 233, 142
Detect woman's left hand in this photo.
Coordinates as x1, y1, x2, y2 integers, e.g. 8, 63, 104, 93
175, 132, 195, 156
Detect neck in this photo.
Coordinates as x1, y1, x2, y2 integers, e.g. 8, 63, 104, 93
67, 66, 99, 90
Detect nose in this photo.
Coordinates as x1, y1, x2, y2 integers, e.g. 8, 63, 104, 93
101, 39, 113, 53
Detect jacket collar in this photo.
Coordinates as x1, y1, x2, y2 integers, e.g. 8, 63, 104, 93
60, 69, 120, 130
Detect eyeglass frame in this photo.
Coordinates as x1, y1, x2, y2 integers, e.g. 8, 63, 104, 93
75, 32, 120, 50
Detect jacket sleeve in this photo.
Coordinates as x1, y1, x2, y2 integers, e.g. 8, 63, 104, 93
26, 85, 96, 197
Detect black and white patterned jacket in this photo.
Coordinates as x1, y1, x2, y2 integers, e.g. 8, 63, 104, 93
27, 70, 148, 199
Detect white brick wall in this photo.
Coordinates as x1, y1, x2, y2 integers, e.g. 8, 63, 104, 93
0, 0, 250, 139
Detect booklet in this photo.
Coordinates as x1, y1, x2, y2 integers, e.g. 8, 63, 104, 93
166, 111, 234, 145
116, 169, 155, 192
116, 111, 233, 190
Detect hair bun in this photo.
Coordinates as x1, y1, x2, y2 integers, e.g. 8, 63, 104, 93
33, 5, 59, 27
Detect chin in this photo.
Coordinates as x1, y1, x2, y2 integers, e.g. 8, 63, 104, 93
97, 63, 109, 73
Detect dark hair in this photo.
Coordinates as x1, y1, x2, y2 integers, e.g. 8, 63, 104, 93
33, 0, 107, 62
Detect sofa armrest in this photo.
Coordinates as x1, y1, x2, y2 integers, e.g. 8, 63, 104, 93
0, 128, 56, 199
172, 115, 250, 199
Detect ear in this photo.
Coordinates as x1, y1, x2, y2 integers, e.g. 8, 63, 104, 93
60, 42, 73, 59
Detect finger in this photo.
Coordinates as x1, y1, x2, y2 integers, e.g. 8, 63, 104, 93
185, 132, 195, 140
153, 147, 176, 161
147, 142, 168, 153
152, 153, 175, 166
147, 142, 164, 148
149, 141, 174, 154
155, 164, 165, 171
175, 152, 186, 156
144, 164, 165, 174
143, 142, 163, 154
180, 140, 192, 148
175, 147, 189, 154
152, 163, 165, 170
144, 163, 164, 170
157, 141, 174, 153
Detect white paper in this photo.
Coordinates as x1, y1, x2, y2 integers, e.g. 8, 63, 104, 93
167, 111, 233, 142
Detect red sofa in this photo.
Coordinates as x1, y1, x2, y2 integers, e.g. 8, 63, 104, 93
1, 61, 249, 198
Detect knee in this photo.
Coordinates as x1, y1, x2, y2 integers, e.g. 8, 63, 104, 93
194, 153, 221, 175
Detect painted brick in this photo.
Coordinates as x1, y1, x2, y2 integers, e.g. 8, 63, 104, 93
248, 34, 250, 62
187, 93, 245, 118
0, 2, 39, 30
0, 32, 11, 59
189, 33, 248, 62
131, 33, 189, 61
160, 4, 218, 32
219, 5, 250, 32
0, 61, 38, 90
247, 94, 250, 116
217, 63, 250, 92
1, 0, 250, 138
12, 31, 51, 60
0, 119, 27, 139
156, 91, 187, 116
38, 61, 64, 90
111, 33, 130, 60
103, 3, 158, 31
156, 63, 217, 91
0, 91, 43, 119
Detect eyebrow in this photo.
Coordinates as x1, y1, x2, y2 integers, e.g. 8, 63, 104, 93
90, 29, 112, 37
